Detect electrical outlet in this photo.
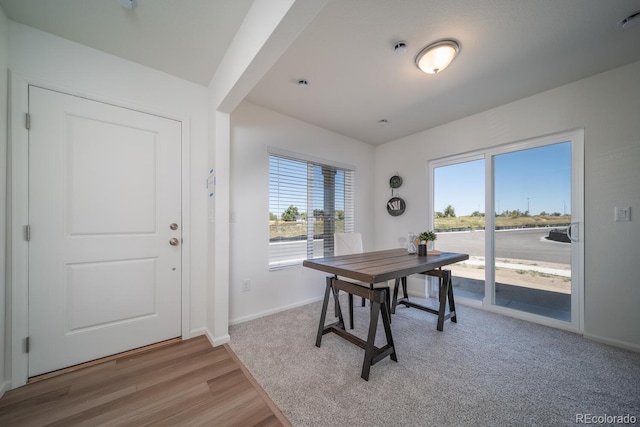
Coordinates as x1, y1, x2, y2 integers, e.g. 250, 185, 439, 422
242, 280, 251, 292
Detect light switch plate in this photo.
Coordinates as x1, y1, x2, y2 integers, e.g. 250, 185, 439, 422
614, 207, 631, 222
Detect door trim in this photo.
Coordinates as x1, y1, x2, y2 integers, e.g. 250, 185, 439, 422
427, 128, 584, 334
8, 73, 192, 388
483, 129, 584, 332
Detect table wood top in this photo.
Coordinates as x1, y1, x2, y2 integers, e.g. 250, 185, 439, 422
303, 248, 469, 284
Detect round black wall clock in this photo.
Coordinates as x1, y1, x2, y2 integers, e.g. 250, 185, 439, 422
389, 175, 403, 189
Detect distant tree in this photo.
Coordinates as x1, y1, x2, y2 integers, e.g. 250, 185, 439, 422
281, 205, 300, 221
539, 211, 548, 216
435, 211, 445, 218
269, 212, 278, 221
443, 205, 456, 218
313, 209, 324, 218
552, 212, 562, 216
336, 210, 345, 220
470, 210, 485, 217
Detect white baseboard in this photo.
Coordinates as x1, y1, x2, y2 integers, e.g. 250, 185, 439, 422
202, 328, 230, 347
0, 379, 10, 399
212, 334, 230, 346
188, 327, 206, 339
229, 295, 325, 326
583, 332, 640, 353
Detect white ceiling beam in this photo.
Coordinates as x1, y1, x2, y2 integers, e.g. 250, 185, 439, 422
208, 0, 327, 113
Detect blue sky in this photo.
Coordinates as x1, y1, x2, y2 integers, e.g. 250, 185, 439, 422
271, 142, 572, 218
434, 142, 571, 216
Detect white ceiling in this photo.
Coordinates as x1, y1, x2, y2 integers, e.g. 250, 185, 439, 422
0, 0, 254, 87
2, 0, 640, 145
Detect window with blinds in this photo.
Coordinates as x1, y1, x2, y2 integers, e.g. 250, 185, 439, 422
269, 153, 354, 270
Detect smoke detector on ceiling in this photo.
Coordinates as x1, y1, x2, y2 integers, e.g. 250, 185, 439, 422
394, 41, 407, 54
118, 0, 138, 9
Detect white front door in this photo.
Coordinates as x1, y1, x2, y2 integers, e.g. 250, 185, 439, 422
28, 86, 182, 376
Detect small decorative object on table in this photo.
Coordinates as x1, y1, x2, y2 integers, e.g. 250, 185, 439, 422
417, 231, 438, 256
407, 232, 417, 254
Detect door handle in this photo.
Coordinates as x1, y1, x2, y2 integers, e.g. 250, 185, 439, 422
567, 222, 579, 242
169, 238, 179, 246
170, 223, 179, 230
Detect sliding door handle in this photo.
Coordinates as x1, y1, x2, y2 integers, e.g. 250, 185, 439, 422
567, 222, 579, 242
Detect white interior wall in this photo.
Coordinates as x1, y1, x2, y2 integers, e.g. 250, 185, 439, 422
0, 6, 9, 396
206, 0, 326, 345
374, 60, 640, 351
228, 101, 375, 323
6, 22, 210, 341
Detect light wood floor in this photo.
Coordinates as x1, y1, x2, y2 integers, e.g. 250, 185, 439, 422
0, 336, 291, 426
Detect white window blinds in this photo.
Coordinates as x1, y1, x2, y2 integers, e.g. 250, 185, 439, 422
269, 153, 354, 270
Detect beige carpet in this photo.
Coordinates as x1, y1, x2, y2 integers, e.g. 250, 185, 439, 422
229, 295, 640, 426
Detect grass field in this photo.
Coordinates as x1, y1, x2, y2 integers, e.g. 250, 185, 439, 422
269, 214, 571, 239
269, 220, 345, 240
434, 214, 571, 231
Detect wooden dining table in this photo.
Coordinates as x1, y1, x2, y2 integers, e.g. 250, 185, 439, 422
303, 248, 469, 380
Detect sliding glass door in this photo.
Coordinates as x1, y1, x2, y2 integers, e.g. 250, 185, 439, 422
492, 142, 572, 321
433, 156, 486, 301
430, 130, 584, 330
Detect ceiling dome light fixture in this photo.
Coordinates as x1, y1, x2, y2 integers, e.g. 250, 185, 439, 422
415, 39, 460, 74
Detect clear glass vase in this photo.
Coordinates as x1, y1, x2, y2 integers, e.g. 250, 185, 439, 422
407, 232, 417, 254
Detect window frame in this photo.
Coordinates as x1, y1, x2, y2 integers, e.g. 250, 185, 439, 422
268, 148, 355, 270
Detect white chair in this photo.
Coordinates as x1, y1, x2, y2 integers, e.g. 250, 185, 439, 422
334, 232, 363, 257
334, 233, 391, 329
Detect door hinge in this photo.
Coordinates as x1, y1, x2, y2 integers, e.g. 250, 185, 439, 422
25, 113, 31, 130
26, 336, 30, 353
25, 225, 31, 241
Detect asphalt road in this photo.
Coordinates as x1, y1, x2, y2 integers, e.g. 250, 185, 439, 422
270, 228, 571, 266
435, 228, 570, 264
